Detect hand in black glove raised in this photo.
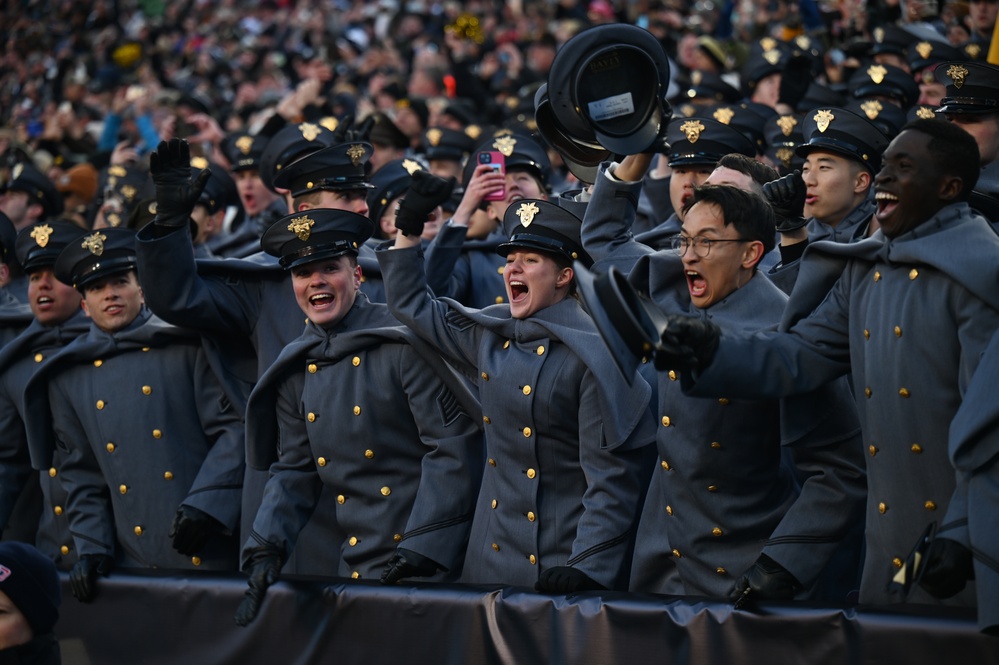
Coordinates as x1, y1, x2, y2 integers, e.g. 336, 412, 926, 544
778, 55, 813, 111
918, 537, 974, 599
169, 504, 227, 555
234, 545, 284, 627
331, 114, 376, 144
380, 547, 442, 585
69, 553, 114, 602
536, 566, 606, 594
654, 315, 721, 373
395, 170, 456, 237
763, 170, 808, 233
149, 138, 210, 229
642, 96, 674, 155
730, 553, 802, 609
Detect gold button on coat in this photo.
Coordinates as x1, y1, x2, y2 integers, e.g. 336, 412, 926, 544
349, 537, 358, 546
351, 572, 360, 579
164, 472, 173, 480
523, 427, 532, 437
668, 370, 677, 381
529, 555, 537, 565
381, 486, 391, 496
488, 458, 496, 466
134, 526, 143, 536
661, 460, 670, 470
54, 506, 63, 515
364, 450, 374, 459
317, 457, 327, 467
527, 468, 537, 479
874, 271, 881, 282
864, 329, 870, 340
337, 495, 345, 504
712, 527, 723, 536
911, 444, 922, 454
527, 512, 535, 522
710, 442, 721, 449
106, 443, 115, 453
308, 363, 317, 373
672, 549, 681, 558
394, 534, 402, 542
60, 546, 70, 555
869, 445, 878, 457
661, 416, 671, 427
909, 269, 918, 280
536, 346, 545, 355
666, 505, 673, 516
497, 266, 504, 274
899, 388, 910, 398
707, 485, 718, 492
307, 413, 316, 422
152, 429, 162, 439
142, 385, 152, 395
495, 296, 504, 304
352, 356, 360, 367
522, 385, 531, 396
879, 502, 887, 514
353, 405, 361, 415
894, 326, 902, 337
865, 387, 872, 398
483, 416, 491, 424
491, 499, 497, 509
718, 398, 730, 405
94, 359, 103, 367
716, 568, 727, 575
48, 467, 57, 477
34, 353, 43, 363
503, 340, 510, 349
96, 400, 105, 410
481, 372, 489, 381
192, 557, 201, 566
492, 543, 500, 552
892, 557, 903, 568
119, 485, 127, 494
925, 501, 937, 511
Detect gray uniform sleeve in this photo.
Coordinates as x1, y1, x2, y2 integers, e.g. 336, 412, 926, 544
580, 163, 655, 274
424, 221, 473, 303
0, 387, 31, 533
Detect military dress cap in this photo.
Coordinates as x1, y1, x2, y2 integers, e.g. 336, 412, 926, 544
845, 98, 907, 140
796, 81, 847, 113
464, 130, 553, 190
535, 82, 611, 185
681, 70, 742, 105
869, 25, 913, 58
795, 107, 891, 174
54, 227, 137, 290
496, 199, 593, 268
908, 103, 940, 122
259, 121, 338, 192
3, 163, 64, 219
704, 102, 776, 155
421, 127, 476, 162
367, 157, 427, 223
272, 141, 375, 198
959, 40, 986, 62
742, 40, 788, 92
907, 40, 966, 76
368, 112, 409, 150
99, 163, 152, 228
260, 209, 374, 269
849, 63, 919, 108
764, 113, 805, 173
546, 23, 671, 155
666, 116, 756, 167
15, 220, 88, 272
222, 132, 268, 172
934, 61, 999, 114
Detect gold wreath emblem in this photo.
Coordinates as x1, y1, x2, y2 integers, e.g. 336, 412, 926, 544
867, 65, 887, 84
299, 122, 322, 141
947, 64, 969, 89
516, 202, 540, 227
680, 120, 705, 143
777, 115, 798, 137
916, 106, 936, 120
402, 159, 423, 175
427, 128, 443, 147
712, 108, 735, 125
860, 100, 883, 120
813, 109, 835, 133
763, 50, 781, 66
30, 224, 52, 248
287, 215, 315, 242
916, 42, 933, 60
236, 135, 254, 155
82, 232, 107, 257
760, 37, 777, 51
347, 144, 366, 166
493, 135, 516, 157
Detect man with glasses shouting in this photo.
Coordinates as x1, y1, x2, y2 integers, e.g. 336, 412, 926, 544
579, 152, 865, 605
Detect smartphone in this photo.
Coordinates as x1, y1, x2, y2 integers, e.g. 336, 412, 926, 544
478, 151, 506, 201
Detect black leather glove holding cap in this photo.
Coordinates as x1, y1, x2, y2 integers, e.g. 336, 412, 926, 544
536, 566, 606, 593
380, 547, 442, 585
777, 55, 812, 111
234, 544, 284, 627
919, 537, 974, 599
731, 553, 803, 609
763, 170, 808, 233
69, 553, 114, 602
395, 171, 456, 237
643, 96, 674, 155
169, 504, 228, 556
654, 315, 721, 373
150, 138, 210, 229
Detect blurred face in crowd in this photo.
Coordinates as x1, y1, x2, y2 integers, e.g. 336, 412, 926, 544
503, 249, 572, 319
297, 189, 370, 217
916, 69, 947, 106
190, 204, 223, 245
235, 170, 280, 218
0, 589, 32, 649
946, 112, 999, 165
28, 268, 82, 326
801, 150, 870, 226
874, 129, 958, 238
669, 164, 715, 219
679, 201, 762, 309
969, 0, 999, 36
485, 168, 547, 232
81, 270, 144, 333
0, 190, 32, 229
751, 72, 782, 109
291, 255, 361, 329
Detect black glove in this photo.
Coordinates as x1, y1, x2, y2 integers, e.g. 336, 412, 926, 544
169, 504, 228, 556
654, 315, 721, 373
380, 547, 442, 585
643, 96, 674, 155
331, 114, 376, 144
69, 553, 114, 602
731, 553, 803, 609
149, 138, 210, 229
763, 170, 808, 233
395, 171, 456, 237
918, 537, 974, 599
234, 545, 284, 627
777, 55, 813, 111
536, 566, 606, 593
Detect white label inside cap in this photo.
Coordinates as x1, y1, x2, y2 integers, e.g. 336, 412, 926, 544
587, 93, 635, 122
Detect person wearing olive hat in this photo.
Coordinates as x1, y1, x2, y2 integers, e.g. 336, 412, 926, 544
233, 208, 481, 627
23, 227, 245, 602
0, 541, 62, 661
382, 194, 654, 593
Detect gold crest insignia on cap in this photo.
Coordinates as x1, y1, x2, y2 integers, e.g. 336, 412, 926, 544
82, 232, 107, 257
874, 27, 885, 43
319, 117, 338, 132
347, 144, 366, 166
680, 120, 705, 143
867, 65, 887, 84
402, 159, 423, 175
776, 147, 794, 168
691, 70, 703, 86
916, 42, 933, 60
515, 202, 540, 227
712, 108, 735, 125
860, 100, 883, 120
30, 224, 52, 248
795, 35, 811, 50
921, 69, 935, 85
287, 215, 315, 242
427, 128, 443, 147
108, 165, 127, 178
777, 115, 798, 137
465, 125, 482, 140
813, 109, 835, 133
916, 106, 936, 120
678, 104, 697, 118
760, 37, 777, 51
299, 122, 322, 142
121, 185, 137, 202
236, 136, 254, 155
966, 44, 981, 59
107, 214, 121, 227
11, 164, 22, 180
149, 202, 158, 215
493, 135, 516, 157
763, 50, 781, 66
948, 64, 969, 88
191, 156, 209, 170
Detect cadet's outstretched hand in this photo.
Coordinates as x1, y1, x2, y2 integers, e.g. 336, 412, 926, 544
150, 138, 210, 229
395, 171, 456, 237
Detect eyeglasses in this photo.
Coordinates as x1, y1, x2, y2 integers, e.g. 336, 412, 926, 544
669, 235, 752, 258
